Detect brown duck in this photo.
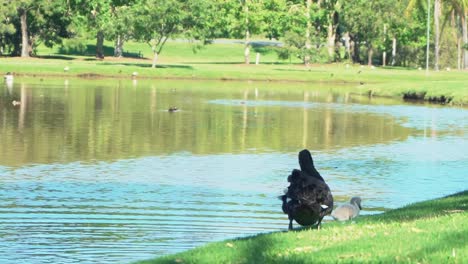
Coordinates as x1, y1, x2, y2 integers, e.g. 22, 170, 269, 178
280, 149, 334, 230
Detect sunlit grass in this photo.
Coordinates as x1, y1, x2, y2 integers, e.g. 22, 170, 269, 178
135, 191, 467, 264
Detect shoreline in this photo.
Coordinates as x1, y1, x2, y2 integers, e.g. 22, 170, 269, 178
135, 190, 467, 263
7, 71, 466, 107
2, 58, 467, 106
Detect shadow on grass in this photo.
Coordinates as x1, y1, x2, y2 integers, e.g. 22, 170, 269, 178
35, 55, 76, 60
187, 61, 296, 65
59, 44, 114, 57
273, 68, 330, 73
97, 62, 193, 69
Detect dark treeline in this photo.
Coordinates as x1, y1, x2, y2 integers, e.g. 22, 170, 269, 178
1, 0, 467, 69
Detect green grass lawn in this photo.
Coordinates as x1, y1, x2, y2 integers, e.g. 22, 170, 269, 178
1, 40, 468, 105
135, 191, 467, 264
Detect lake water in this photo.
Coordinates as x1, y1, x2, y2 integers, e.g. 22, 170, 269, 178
0, 78, 467, 263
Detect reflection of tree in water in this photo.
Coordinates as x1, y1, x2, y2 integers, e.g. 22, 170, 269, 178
0, 80, 414, 166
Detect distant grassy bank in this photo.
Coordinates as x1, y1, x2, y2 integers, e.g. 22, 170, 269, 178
135, 191, 467, 264
1, 40, 468, 105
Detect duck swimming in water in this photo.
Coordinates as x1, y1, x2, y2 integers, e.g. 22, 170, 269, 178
168, 106, 178, 112
280, 149, 334, 230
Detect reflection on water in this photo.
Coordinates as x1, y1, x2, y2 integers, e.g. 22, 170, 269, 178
1, 79, 414, 166
0, 78, 467, 264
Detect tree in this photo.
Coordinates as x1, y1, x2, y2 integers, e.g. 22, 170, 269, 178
133, 0, 216, 68
444, 0, 468, 69
0, 1, 16, 54
11, 0, 34, 57
434, 0, 442, 70
69, 0, 114, 58
28, 1, 70, 54
262, 0, 289, 40
108, 4, 135, 57
4, 0, 69, 57
408, 0, 468, 69
283, 0, 321, 65
277, 1, 315, 64
132, 0, 185, 67
341, 0, 386, 65
321, 0, 341, 62
215, 0, 265, 64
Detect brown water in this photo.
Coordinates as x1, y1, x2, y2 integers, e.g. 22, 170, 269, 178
0, 78, 467, 263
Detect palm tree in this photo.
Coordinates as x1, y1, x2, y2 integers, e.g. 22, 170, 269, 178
450, 0, 468, 69
434, 0, 441, 70
408, 0, 468, 70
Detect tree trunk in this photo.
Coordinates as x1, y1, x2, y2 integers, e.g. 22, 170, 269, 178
152, 52, 159, 68
244, 29, 250, 64
19, 9, 29, 58
382, 51, 386, 67
462, 13, 468, 69
457, 37, 462, 70
450, 10, 461, 70
244, 1, 250, 65
367, 45, 373, 66
344, 32, 351, 60
304, 0, 312, 65
391, 37, 397, 66
114, 35, 124, 57
382, 24, 387, 66
96, 30, 105, 59
327, 22, 336, 62
434, 0, 441, 71
351, 36, 360, 64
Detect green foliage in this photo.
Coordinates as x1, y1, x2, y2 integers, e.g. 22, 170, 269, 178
0, 0, 70, 56
0, 1, 16, 53
28, 0, 71, 48
262, 0, 288, 40
0, 0, 466, 68
132, 0, 184, 54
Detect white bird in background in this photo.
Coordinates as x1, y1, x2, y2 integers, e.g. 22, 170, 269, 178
4, 72, 13, 81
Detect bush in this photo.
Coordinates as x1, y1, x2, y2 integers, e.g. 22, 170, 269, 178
59, 38, 87, 55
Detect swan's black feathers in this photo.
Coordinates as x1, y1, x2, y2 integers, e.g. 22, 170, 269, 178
298, 149, 325, 182
280, 149, 333, 230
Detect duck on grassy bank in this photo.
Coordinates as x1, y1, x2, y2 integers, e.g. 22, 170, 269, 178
331, 197, 362, 221
280, 149, 334, 230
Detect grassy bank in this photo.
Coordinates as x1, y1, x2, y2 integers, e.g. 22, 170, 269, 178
136, 191, 467, 264
1, 40, 468, 105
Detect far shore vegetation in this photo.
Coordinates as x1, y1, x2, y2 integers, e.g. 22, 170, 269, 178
2, 1, 468, 105
2, 40, 468, 106
135, 191, 467, 264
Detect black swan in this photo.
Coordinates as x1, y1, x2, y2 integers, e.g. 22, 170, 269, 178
331, 197, 362, 221
280, 149, 333, 230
